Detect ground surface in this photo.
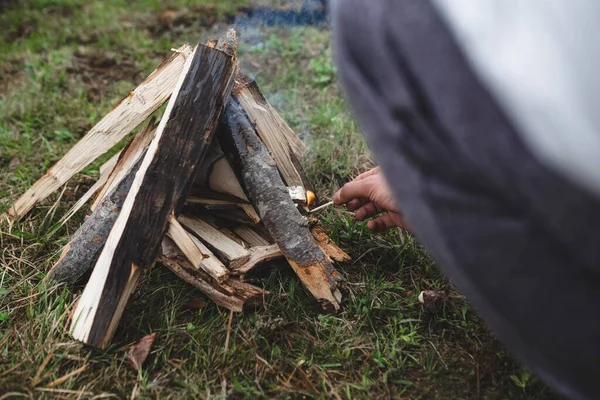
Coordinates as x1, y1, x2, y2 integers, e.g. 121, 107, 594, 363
0, 1, 560, 399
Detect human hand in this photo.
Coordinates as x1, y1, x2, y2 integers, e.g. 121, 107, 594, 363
333, 167, 409, 232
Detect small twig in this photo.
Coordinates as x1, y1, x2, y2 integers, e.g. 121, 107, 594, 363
309, 201, 334, 214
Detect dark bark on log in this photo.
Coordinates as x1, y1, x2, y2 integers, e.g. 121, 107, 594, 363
46, 159, 141, 285
221, 99, 342, 312
70, 33, 238, 348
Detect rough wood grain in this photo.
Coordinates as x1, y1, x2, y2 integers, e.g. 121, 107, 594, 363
167, 217, 229, 282
46, 158, 142, 285
311, 225, 351, 263
8, 45, 193, 220
90, 118, 158, 211
229, 244, 283, 275
233, 74, 305, 172
179, 215, 250, 268
233, 225, 271, 247
70, 33, 237, 348
221, 99, 342, 311
159, 238, 266, 312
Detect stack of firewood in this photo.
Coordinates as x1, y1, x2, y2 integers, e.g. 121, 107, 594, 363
6, 30, 349, 349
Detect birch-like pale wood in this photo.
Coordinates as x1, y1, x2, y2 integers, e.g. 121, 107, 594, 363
166, 217, 206, 270
179, 215, 250, 269
233, 74, 308, 196
167, 217, 229, 282
232, 226, 271, 247
70, 32, 237, 348
208, 157, 248, 201
8, 45, 193, 220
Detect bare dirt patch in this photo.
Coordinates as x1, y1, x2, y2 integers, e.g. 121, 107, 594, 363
66, 47, 141, 101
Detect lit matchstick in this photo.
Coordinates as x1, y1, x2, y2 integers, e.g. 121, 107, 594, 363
309, 200, 334, 213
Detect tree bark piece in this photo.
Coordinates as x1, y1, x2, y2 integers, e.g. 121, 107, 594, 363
232, 75, 308, 199
222, 99, 342, 312
167, 217, 229, 282
46, 159, 142, 285
8, 45, 193, 220
48, 119, 158, 284
70, 32, 238, 348
311, 225, 351, 263
179, 215, 250, 269
159, 238, 266, 312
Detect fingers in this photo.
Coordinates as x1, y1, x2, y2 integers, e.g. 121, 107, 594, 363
354, 202, 384, 221
333, 175, 376, 205
346, 198, 369, 211
367, 214, 399, 232
352, 166, 380, 181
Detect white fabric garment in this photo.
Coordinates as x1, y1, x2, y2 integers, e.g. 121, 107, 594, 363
431, 0, 600, 197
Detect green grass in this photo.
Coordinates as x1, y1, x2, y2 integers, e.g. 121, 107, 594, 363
0, 1, 559, 399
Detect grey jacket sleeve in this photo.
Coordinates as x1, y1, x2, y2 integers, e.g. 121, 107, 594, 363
331, 1, 600, 399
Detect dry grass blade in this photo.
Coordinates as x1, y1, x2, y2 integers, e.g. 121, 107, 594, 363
31, 350, 54, 387
45, 365, 88, 388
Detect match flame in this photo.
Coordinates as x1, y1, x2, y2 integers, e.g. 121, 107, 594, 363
306, 190, 316, 206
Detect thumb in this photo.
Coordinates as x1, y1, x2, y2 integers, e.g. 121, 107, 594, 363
334, 176, 376, 205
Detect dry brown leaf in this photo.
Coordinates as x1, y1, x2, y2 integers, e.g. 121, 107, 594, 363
8, 157, 20, 171
181, 298, 207, 311
126, 332, 156, 370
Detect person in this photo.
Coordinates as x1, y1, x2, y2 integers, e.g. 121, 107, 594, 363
330, 1, 600, 399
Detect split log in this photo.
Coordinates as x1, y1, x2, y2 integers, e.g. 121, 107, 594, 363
233, 75, 307, 198
229, 244, 284, 275
233, 226, 271, 247
46, 159, 142, 285
219, 228, 245, 245
185, 197, 259, 223
167, 217, 229, 282
8, 45, 193, 220
70, 32, 238, 348
179, 215, 250, 269
90, 118, 158, 211
221, 99, 342, 312
48, 119, 157, 284
159, 238, 266, 312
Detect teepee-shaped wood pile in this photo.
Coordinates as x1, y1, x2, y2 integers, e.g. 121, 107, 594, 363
7, 30, 349, 349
